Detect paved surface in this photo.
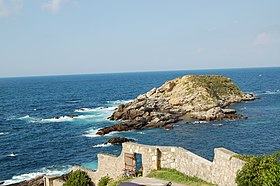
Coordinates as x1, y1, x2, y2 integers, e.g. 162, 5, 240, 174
131, 177, 186, 186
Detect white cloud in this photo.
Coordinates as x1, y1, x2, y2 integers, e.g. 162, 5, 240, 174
42, 0, 65, 14
0, 0, 22, 17
254, 32, 272, 46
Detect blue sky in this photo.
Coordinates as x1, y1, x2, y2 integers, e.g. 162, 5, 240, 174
0, 0, 280, 77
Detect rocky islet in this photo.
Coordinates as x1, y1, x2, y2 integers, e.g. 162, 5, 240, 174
96, 75, 255, 136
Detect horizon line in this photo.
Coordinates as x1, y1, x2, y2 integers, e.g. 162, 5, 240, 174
1, 66, 279, 79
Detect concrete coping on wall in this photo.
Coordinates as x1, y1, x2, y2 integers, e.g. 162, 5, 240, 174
124, 142, 213, 165
98, 153, 118, 157
214, 147, 238, 160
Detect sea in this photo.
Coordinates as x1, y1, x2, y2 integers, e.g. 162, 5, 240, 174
0, 67, 280, 184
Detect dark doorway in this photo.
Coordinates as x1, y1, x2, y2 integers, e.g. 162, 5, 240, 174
135, 153, 143, 176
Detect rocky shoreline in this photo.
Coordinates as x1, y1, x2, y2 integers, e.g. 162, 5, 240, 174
97, 75, 255, 136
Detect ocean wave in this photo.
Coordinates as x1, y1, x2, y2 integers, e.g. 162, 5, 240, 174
82, 128, 101, 138
74, 106, 116, 113
212, 123, 223, 127
18, 115, 32, 120
7, 153, 17, 157
65, 99, 82, 103
36, 116, 77, 123
2, 165, 71, 185
82, 128, 119, 138
17, 115, 36, 122
33, 114, 109, 123
257, 90, 280, 96
93, 143, 112, 148
192, 121, 209, 124
0, 132, 9, 136
106, 100, 133, 105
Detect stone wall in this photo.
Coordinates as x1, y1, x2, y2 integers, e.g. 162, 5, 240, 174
46, 142, 245, 186
158, 146, 213, 182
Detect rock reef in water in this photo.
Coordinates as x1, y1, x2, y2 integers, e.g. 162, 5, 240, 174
105, 137, 135, 145
97, 75, 255, 135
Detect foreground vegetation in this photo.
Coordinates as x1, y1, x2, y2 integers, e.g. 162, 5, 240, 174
147, 168, 216, 186
235, 151, 280, 186
63, 170, 91, 186
98, 176, 132, 186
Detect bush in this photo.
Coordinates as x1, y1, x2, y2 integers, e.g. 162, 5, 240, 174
98, 176, 112, 186
63, 170, 91, 186
235, 151, 280, 186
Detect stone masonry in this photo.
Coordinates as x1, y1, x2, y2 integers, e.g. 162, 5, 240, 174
45, 142, 245, 186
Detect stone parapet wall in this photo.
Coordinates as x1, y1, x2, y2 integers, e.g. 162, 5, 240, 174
158, 146, 213, 182
212, 148, 246, 186
47, 142, 245, 186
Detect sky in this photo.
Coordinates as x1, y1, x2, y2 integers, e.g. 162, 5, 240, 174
0, 0, 280, 77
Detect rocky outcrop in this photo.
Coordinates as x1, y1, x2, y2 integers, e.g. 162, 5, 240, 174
105, 137, 135, 145
97, 75, 255, 135
5, 176, 44, 186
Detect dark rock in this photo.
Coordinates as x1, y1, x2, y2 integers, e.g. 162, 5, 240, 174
106, 137, 135, 145
222, 109, 236, 114
164, 124, 174, 130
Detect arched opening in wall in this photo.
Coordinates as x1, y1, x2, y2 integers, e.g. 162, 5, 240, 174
135, 153, 143, 177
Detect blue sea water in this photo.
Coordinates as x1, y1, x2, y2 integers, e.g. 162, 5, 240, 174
0, 67, 280, 184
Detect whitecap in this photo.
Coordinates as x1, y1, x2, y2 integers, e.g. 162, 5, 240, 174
257, 90, 280, 96
17, 115, 35, 122
265, 90, 280, 95
193, 121, 209, 124
38, 116, 75, 123
66, 99, 82, 103
213, 124, 223, 127
82, 128, 101, 138
0, 132, 9, 136
2, 165, 71, 185
18, 115, 31, 119
83, 129, 120, 138
7, 153, 17, 157
93, 143, 112, 148
74, 106, 116, 113
106, 100, 133, 105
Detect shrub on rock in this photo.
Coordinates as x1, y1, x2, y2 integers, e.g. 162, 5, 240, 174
63, 170, 91, 186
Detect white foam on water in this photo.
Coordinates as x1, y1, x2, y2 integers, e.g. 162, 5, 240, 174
0, 132, 9, 136
66, 99, 82, 103
213, 124, 223, 127
106, 100, 133, 105
257, 90, 280, 96
36, 116, 75, 123
93, 143, 112, 148
17, 115, 36, 122
75, 106, 117, 113
7, 153, 17, 157
18, 115, 31, 120
193, 121, 209, 124
3, 165, 71, 185
82, 128, 101, 138
83, 128, 120, 138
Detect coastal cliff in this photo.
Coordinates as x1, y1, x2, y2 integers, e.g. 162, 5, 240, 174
97, 75, 255, 135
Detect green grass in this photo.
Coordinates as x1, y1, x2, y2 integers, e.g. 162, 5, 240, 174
107, 177, 132, 186
147, 168, 216, 186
